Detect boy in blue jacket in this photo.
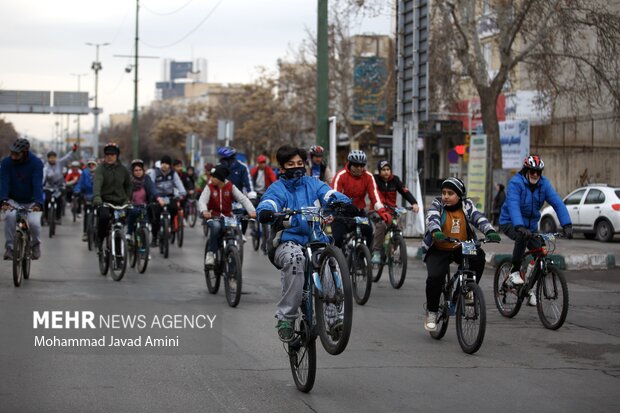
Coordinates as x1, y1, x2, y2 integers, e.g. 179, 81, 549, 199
499, 155, 572, 304
256, 145, 352, 342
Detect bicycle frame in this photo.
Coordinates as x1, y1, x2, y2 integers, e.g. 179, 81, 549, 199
517, 233, 559, 299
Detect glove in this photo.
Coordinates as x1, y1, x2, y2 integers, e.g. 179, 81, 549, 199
258, 209, 274, 224
516, 226, 532, 238
72, 143, 78, 152
331, 202, 358, 217
432, 230, 446, 241
486, 231, 501, 242
563, 224, 573, 239
377, 208, 392, 225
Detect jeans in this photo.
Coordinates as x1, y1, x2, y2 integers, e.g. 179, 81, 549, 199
3, 200, 42, 250
500, 223, 542, 271
206, 219, 224, 253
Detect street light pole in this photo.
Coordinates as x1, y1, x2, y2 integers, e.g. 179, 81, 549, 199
86, 42, 110, 159
316, 0, 329, 151
71, 73, 88, 155
132, 0, 140, 160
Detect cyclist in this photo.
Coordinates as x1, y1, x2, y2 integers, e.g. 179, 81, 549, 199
250, 155, 277, 200
43, 145, 77, 225
370, 160, 421, 264
93, 143, 132, 251
256, 145, 353, 342
218, 146, 256, 235
198, 165, 256, 267
173, 159, 195, 214
196, 162, 214, 193
499, 155, 572, 305
306, 144, 333, 184
1, 138, 44, 260
331, 150, 391, 249
74, 159, 97, 241
147, 155, 187, 247
65, 160, 83, 218
126, 159, 158, 240
422, 177, 501, 332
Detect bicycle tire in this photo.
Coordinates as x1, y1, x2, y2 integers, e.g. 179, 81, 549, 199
98, 237, 109, 276
430, 289, 450, 340
373, 260, 384, 282
388, 236, 408, 289
188, 203, 197, 228
12, 231, 24, 287
86, 213, 94, 251
351, 243, 372, 305
493, 259, 523, 318
48, 205, 55, 238
109, 228, 127, 281
204, 242, 220, 294
136, 227, 150, 274
72, 199, 77, 222
223, 245, 242, 307
161, 216, 169, 258
22, 234, 31, 280
177, 213, 184, 247
288, 319, 317, 393
455, 282, 486, 354
129, 234, 138, 269
536, 265, 569, 330
315, 245, 352, 356
251, 221, 260, 251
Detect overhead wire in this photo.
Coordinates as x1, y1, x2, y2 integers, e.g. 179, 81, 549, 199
142, 0, 195, 16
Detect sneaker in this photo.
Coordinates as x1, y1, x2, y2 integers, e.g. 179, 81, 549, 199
508, 271, 524, 285
425, 312, 438, 332
371, 251, 382, 265
276, 320, 294, 342
31, 244, 41, 260
77, 214, 82, 219
4, 248, 13, 260
82, 233, 88, 242
205, 251, 215, 266
465, 291, 474, 305
242, 235, 247, 243
527, 291, 537, 306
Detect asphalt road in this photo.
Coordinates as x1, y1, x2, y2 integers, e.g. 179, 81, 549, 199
1, 217, 619, 412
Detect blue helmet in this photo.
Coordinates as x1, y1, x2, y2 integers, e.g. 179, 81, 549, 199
217, 146, 236, 159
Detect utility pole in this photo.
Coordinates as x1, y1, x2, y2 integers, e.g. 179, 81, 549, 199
316, 0, 329, 151
86, 42, 110, 159
71, 73, 88, 155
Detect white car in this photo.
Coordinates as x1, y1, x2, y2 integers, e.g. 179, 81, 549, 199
539, 184, 620, 242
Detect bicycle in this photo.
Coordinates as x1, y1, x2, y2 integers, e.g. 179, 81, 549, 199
249, 218, 270, 254
170, 198, 184, 248
341, 215, 373, 305
185, 192, 198, 228
373, 206, 410, 289
429, 237, 496, 354
45, 189, 62, 238
69, 188, 79, 223
6, 205, 36, 287
128, 205, 150, 274
493, 232, 569, 330
273, 206, 353, 393
98, 203, 130, 281
84, 200, 95, 251
157, 197, 173, 259
203, 215, 244, 307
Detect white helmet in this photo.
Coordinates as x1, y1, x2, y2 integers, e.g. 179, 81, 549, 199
347, 150, 367, 165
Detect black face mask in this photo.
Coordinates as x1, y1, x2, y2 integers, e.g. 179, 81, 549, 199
284, 166, 306, 180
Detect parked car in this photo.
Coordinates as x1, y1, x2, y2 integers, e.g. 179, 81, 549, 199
539, 184, 620, 242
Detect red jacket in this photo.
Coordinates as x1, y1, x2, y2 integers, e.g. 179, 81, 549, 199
250, 166, 277, 192
332, 163, 384, 211
207, 181, 234, 217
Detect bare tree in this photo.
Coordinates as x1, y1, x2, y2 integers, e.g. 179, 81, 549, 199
0, 117, 19, 151
432, 0, 620, 170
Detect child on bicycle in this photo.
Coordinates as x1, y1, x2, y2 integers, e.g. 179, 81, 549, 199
126, 159, 159, 239
256, 145, 353, 342
422, 177, 500, 332
198, 165, 256, 267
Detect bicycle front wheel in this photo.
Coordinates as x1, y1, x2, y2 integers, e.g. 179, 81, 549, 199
288, 319, 317, 393
223, 245, 242, 307
136, 227, 150, 274
493, 259, 523, 318
251, 221, 260, 251
110, 228, 127, 281
430, 288, 450, 340
188, 203, 197, 228
12, 231, 24, 287
388, 236, 408, 289
315, 245, 352, 356
536, 265, 569, 330
351, 243, 372, 305
48, 206, 55, 238
455, 282, 486, 354
204, 242, 220, 294
177, 213, 184, 247
98, 237, 109, 276
160, 217, 169, 258
86, 213, 94, 251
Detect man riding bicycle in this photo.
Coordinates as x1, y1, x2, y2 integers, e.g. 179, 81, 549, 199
74, 159, 97, 241
92, 143, 132, 251
147, 155, 187, 247
65, 160, 83, 218
218, 146, 256, 235
499, 155, 573, 306
250, 154, 277, 201
256, 145, 353, 342
43, 145, 77, 225
371, 160, 420, 264
331, 150, 391, 249
198, 165, 256, 267
1, 138, 44, 260
306, 145, 333, 184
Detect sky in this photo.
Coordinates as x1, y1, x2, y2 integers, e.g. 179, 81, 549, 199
0, 0, 392, 141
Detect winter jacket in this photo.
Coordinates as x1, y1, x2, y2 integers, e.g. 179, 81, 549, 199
256, 176, 351, 246
43, 151, 74, 191
0, 152, 44, 205
198, 180, 255, 217
374, 173, 417, 208
499, 173, 571, 231
74, 170, 94, 201
223, 159, 254, 195
250, 166, 277, 193
306, 162, 333, 184
93, 162, 132, 206
131, 175, 158, 205
147, 168, 187, 198
332, 162, 384, 211
422, 197, 494, 258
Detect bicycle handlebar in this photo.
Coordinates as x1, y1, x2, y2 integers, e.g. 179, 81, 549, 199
103, 203, 131, 210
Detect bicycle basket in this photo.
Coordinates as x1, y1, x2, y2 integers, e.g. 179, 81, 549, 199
461, 240, 477, 255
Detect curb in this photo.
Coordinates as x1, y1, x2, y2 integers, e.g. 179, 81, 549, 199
409, 246, 616, 270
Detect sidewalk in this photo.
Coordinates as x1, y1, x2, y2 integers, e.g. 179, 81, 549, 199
406, 234, 618, 270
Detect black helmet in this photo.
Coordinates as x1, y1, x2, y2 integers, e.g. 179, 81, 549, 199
9, 138, 30, 152
103, 142, 120, 155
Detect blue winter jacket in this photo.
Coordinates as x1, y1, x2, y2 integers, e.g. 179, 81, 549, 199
256, 175, 351, 246
223, 159, 254, 194
0, 153, 44, 205
499, 172, 571, 231
74, 169, 94, 200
